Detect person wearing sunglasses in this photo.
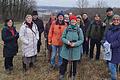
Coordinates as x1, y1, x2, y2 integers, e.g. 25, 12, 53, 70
103, 14, 120, 80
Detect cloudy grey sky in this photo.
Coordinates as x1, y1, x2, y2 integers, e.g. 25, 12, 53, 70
36, 0, 120, 7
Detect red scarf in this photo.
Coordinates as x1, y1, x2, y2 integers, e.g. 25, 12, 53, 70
25, 22, 33, 29
8, 27, 15, 36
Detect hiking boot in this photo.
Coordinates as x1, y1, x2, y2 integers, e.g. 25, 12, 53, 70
49, 64, 56, 70
70, 76, 76, 80
5, 69, 11, 74
9, 66, 13, 71
59, 75, 64, 80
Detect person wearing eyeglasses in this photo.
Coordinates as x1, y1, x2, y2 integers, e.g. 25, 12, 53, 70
103, 14, 120, 80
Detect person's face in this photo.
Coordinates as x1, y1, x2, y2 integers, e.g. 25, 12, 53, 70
107, 11, 113, 16
7, 20, 13, 27
77, 18, 81, 23
26, 16, 32, 23
112, 17, 120, 26
71, 19, 77, 25
32, 15, 38, 20
51, 16, 56, 21
65, 17, 69, 21
58, 15, 64, 21
95, 15, 100, 21
82, 14, 88, 20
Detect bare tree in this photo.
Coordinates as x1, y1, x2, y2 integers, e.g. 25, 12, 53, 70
77, 0, 89, 8
0, 0, 36, 21
95, 0, 108, 8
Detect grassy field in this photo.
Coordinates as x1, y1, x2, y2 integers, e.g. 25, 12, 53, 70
0, 23, 120, 80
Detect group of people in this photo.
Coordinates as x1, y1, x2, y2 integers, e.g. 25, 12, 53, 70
1, 7, 120, 80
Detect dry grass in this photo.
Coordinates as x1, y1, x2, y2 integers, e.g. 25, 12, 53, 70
0, 22, 120, 80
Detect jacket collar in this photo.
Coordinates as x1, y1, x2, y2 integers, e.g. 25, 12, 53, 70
109, 25, 120, 31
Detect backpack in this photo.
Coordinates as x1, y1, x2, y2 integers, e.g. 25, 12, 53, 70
66, 26, 81, 40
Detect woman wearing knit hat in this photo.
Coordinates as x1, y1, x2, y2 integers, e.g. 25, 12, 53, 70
48, 12, 67, 69
59, 15, 84, 80
103, 14, 120, 80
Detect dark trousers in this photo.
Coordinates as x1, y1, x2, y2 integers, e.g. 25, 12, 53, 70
89, 38, 101, 60
83, 40, 89, 55
37, 39, 41, 53
59, 58, 77, 76
4, 56, 14, 70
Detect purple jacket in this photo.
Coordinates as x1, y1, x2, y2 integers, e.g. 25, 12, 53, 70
105, 25, 120, 64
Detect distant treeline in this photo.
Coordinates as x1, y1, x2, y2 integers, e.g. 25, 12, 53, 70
66, 8, 120, 20
0, 0, 36, 21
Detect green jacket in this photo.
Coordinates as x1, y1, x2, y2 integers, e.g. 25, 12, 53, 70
60, 25, 84, 60
103, 15, 114, 34
86, 21, 105, 40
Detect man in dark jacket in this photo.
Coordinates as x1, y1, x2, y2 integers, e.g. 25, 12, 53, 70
82, 13, 91, 56
86, 14, 105, 60
32, 11, 44, 54
104, 7, 114, 35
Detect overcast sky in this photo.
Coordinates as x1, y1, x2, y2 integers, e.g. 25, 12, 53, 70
36, 0, 120, 7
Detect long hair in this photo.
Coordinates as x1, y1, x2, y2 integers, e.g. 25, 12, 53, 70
4, 18, 14, 27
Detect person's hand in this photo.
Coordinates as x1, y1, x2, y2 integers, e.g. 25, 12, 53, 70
109, 22, 113, 25
86, 37, 88, 41
102, 22, 106, 26
0, 42, 4, 45
68, 41, 71, 45
70, 43, 75, 47
15, 32, 19, 38
48, 42, 52, 45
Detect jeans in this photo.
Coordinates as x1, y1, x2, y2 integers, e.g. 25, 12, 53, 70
108, 62, 117, 80
37, 39, 41, 53
51, 45, 62, 66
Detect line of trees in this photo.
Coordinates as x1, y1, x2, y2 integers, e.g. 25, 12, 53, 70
77, 0, 108, 8
0, 0, 36, 21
